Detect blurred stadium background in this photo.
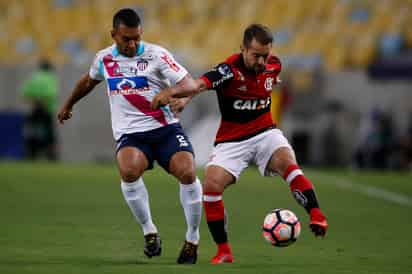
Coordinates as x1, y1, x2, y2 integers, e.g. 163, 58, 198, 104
1, 0, 412, 167
1, 2, 412, 274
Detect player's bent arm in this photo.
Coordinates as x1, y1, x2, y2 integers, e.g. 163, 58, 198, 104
57, 73, 101, 123
64, 73, 101, 108
169, 75, 208, 98
168, 76, 208, 110
151, 75, 208, 110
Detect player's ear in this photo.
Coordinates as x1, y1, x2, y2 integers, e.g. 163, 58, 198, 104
111, 29, 116, 39
240, 44, 245, 53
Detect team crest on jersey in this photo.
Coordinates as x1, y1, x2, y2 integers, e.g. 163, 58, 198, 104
264, 77, 274, 91
137, 60, 148, 71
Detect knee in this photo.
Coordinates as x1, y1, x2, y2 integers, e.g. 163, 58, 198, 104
119, 165, 144, 182
175, 166, 196, 184
170, 155, 196, 184
270, 148, 297, 175
203, 176, 225, 193
275, 158, 296, 175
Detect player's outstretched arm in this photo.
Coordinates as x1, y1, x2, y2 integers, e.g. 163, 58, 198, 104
169, 97, 192, 114
57, 73, 101, 124
151, 75, 208, 110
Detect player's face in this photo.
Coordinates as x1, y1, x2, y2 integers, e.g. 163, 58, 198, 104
111, 24, 143, 57
241, 38, 272, 73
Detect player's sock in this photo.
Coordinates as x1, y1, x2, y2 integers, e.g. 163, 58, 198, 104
217, 242, 232, 254
121, 178, 158, 235
203, 192, 229, 246
283, 164, 328, 235
283, 164, 321, 213
179, 178, 202, 244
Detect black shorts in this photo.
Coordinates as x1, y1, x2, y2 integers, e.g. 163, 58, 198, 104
116, 123, 194, 172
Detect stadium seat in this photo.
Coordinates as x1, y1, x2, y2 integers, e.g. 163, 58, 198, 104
1, 0, 411, 70
324, 45, 347, 72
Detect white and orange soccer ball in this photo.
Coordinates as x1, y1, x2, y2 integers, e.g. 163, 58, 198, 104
262, 208, 301, 247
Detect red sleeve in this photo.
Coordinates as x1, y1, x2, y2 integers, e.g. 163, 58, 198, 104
200, 63, 234, 90
200, 76, 212, 89
267, 55, 281, 73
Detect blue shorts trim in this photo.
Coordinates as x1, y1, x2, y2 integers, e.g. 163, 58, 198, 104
116, 123, 194, 172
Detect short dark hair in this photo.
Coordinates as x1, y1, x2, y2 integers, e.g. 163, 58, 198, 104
39, 58, 54, 71
113, 8, 141, 29
243, 24, 273, 47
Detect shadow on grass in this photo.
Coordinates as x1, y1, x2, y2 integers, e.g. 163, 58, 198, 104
0, 256, 178, 267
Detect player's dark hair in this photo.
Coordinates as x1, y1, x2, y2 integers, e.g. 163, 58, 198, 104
113, 8, 141, 29
243, 24, 273, 47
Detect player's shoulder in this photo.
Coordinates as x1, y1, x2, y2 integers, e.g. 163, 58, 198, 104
94, 44, 116, 60
142, 41, 172, 57
224, 53, 241, 66
210, 53, 240, 74
266, 55, 282, 72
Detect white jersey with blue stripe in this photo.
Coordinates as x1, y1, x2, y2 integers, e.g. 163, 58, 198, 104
89, 42, 188, 140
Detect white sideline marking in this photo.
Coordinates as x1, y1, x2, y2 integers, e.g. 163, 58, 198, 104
312, 172, 412, 207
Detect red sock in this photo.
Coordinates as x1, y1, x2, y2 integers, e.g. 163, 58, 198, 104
203, 192, 225, 221
283, 165, 320, 213
217, 242, 232, 254
203, 192, 228, 244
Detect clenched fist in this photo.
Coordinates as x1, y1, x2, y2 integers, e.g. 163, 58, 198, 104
57, 106, 73, 124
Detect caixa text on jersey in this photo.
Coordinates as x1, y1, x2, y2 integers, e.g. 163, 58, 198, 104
233, 97, 270, 110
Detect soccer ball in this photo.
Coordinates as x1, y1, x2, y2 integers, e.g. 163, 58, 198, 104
262, 208, 301, 247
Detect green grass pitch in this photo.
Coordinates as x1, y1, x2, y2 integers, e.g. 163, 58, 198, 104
1, 162, 412, 274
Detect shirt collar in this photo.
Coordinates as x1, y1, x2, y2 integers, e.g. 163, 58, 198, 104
112, 41, 145, 57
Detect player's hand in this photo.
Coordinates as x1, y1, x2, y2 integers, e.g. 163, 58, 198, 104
309, 208, 328, 237
151, 89, 172, 110
57, 106, 73, 124
169, 97, 189, 114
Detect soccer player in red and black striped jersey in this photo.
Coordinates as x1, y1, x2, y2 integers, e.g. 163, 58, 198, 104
152, 24, 328, 264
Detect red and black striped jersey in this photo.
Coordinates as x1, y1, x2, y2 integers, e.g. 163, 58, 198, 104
200, 53, 281, 144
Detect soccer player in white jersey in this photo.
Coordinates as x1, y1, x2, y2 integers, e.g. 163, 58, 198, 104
57, 8, 202, 264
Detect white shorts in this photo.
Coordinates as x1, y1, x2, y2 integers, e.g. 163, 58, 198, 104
206, 128, 294, 180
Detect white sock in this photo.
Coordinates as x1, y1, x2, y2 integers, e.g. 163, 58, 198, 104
121, 178, 158, 235
179, 178, 202, 245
